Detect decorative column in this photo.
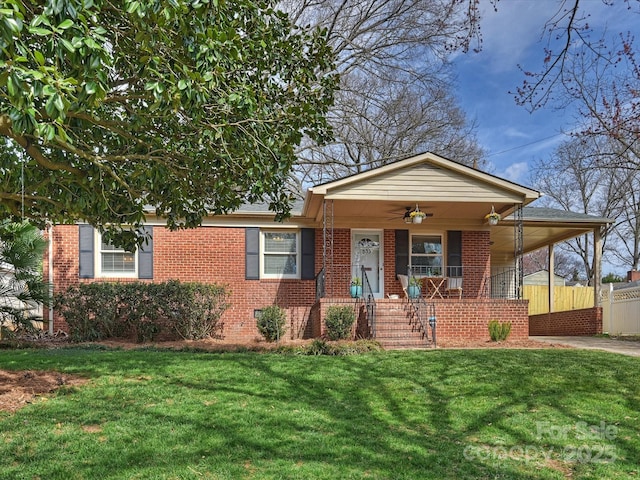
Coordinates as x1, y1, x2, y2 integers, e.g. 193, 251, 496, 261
513, 203, 524, 299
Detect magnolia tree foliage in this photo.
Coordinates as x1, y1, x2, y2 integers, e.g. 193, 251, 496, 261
0, 0, 336, 248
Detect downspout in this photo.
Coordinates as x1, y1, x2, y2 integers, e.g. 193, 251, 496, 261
47, 222, 54, 335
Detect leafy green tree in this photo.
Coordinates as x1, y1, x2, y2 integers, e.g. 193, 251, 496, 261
0, 220, 49, 334
602, 273, 624, 284
0, 0, 336, 248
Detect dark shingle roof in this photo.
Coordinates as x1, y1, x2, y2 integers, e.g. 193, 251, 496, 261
236, 198, 304, 216
518, 207, 613, 224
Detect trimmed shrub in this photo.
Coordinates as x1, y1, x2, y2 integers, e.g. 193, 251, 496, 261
324, 305, 355, 341
153, 281, 229, 340
256, 305, 286, 342
488, 320, 512, 342
55, 280, 229, 342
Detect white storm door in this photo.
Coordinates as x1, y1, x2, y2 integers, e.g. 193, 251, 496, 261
352, 230, 383, 298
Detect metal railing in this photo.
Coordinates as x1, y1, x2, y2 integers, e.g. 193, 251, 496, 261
489, 268, 519, 299
319, 263, 521, 301
360, 265, 377, 337
407, 268, 436, 347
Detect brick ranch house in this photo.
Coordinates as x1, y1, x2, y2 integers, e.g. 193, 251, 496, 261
43, 153, 611, 347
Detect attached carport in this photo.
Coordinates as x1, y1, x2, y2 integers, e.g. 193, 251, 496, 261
490, 207, 613, 336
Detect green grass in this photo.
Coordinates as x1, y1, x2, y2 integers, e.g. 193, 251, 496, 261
1, 347, 639, 479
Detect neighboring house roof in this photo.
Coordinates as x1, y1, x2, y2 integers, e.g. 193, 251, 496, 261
524, 270, 566, 286
609, 280, 640, 291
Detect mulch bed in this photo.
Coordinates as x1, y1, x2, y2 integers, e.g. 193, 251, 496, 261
0, 369, 88, 414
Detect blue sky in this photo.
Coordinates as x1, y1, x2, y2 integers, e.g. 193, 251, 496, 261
452, 0, 640, 186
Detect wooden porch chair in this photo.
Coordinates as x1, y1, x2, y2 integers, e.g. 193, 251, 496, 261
444, 276, 463, 299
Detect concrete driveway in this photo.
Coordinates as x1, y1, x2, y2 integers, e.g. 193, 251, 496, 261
531, 336, 640, 357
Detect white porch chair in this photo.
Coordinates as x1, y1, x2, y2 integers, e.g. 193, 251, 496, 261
444, 276, 463, 299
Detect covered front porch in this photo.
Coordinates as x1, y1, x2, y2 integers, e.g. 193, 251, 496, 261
299, 154, 609, 347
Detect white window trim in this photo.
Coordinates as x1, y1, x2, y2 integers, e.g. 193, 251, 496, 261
410, 233, 444, 276
260, 230, 300, 279
95, 233, 138, 278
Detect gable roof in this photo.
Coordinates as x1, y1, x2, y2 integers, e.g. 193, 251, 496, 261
303, 152, 540, 221
308, 152, 540, 201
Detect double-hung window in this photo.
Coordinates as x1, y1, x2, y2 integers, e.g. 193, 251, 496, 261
98, 236, 137, 277
261, 231, 299, 279
410, 234, 443, 276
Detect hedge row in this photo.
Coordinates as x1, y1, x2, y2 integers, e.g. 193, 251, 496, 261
55, 280, 230, 342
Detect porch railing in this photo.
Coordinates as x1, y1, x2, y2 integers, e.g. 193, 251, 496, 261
489, 268, 519, 299
407, 268, 436, 346
408, 265, 487, 300
360, 265, 377, 337
317, 264, 521, 301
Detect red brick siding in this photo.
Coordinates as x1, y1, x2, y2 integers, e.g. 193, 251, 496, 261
529, 308, 603, 336
48, 225, 318, 342
321, 229, 352, 297
47, 224, 521, 344
384, 229, 407, 298
462, 230, 491, 297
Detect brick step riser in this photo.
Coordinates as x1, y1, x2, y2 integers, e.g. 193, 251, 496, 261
367, 305, 434, 349
378, 341, 432, 348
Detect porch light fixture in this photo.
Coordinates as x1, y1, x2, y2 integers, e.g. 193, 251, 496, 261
485, 205, 501, 226
403, 210, 413, 224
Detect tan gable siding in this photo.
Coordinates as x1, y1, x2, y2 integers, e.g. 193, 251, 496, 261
325, 164, 524, 202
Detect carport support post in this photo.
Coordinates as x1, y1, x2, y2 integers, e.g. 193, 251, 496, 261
594, 226, 602, 307
548, 243, 555, 313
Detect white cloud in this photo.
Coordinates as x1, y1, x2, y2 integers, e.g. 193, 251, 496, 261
469, 0, 553, 72
503, 127, 530, 140
499, 161, 528, 183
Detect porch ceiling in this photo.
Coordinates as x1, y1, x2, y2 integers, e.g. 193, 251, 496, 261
304, 198, 519, 226
491, 221, 606, 264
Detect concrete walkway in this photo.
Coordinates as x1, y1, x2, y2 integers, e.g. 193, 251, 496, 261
531, 336, 640, 357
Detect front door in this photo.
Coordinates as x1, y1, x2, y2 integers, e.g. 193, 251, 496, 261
352, 230, 383, 298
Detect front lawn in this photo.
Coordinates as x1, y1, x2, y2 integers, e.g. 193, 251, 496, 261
0, 347, 638, 479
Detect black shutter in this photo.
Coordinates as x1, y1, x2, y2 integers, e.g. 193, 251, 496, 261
300, 228, 315, 280
245, 227, 260, 280
138, 226, 154, 279
78, 224, 94, 278
395, 229, 409, 277
447, 230, 462, 276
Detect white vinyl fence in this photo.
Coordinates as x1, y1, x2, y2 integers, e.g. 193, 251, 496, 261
601, 284, 640, 335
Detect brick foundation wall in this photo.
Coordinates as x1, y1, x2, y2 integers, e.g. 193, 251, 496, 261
308, 298, 360, 338
529, 307, 603, 336
434, 299, 529, 342
313, 297, 529, 343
